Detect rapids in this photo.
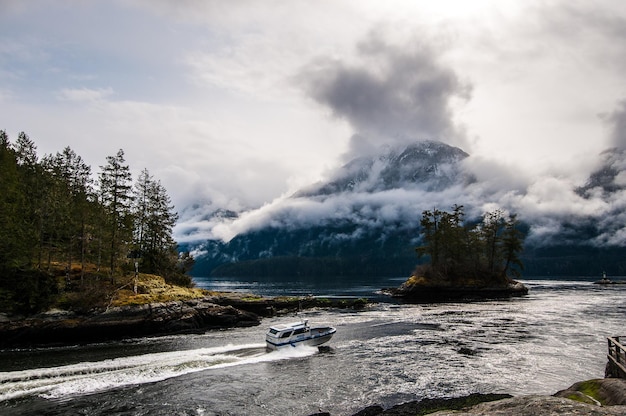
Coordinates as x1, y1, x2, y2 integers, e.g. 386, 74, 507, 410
1, 278, 624, 415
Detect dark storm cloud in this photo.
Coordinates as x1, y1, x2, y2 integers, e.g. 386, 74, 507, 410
300, 31, 471, 156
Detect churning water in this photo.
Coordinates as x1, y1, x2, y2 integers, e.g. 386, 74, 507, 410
1, 278, 624, 415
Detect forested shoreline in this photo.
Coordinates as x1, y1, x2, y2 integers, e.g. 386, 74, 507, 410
0, 130, 193, 314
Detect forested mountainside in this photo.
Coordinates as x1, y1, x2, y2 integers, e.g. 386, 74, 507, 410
187, 141, 626, 278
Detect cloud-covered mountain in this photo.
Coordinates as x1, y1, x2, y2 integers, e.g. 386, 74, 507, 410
577, 148, 626, 197
184, 140, 626, 278
296, 140, 470, 197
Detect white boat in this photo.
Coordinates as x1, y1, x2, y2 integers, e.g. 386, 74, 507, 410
265, 319, 336, 350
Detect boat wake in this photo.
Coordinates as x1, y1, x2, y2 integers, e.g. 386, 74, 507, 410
0, 343, 318, 402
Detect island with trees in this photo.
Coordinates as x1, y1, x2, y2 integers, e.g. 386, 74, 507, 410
389, 205, 528, 301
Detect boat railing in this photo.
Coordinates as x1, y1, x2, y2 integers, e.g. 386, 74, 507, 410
606, 336, 626, 379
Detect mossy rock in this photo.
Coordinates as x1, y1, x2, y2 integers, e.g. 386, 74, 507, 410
555, 378, 626, 406
404, 275, 428, 286
110, 274, 207, 307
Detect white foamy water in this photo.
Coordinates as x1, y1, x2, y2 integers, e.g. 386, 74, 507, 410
0, 343, 318, 402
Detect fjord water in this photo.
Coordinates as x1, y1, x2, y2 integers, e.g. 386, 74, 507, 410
1, 278, 625, 416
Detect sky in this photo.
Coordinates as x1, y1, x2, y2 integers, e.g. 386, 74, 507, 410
2, 0, 626, 244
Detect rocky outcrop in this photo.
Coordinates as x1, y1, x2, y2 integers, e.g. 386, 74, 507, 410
347, 393, 512, 416
340, 379, 626, 416
554, 378, 626, 406
386, 278, 528, 303
209, 294, 369, 317
0, 297, 260, 348
340, 394, 626, 416
430, 395, 626, 415
0, 294, 370, 348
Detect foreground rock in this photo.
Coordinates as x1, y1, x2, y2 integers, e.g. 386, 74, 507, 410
0, 297, 260, 348
339, 379, 626, 416
341, 394, 626, 416
386, 275, 528, 302
430, 395, 626, 415
554, 378, 626, 406
346, 393, 512, 416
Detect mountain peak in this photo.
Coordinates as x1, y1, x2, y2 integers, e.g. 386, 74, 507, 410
577, 147, 626, 197
296, 140, 469, 197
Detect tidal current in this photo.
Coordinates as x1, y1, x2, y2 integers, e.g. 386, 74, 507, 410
1, 278, 624, 415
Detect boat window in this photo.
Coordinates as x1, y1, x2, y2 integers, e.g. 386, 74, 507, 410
293, 328, 308, 335
280, 331, 293, 338
268, 329, 279, 335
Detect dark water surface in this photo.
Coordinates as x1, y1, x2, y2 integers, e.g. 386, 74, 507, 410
1, 277, 624, 415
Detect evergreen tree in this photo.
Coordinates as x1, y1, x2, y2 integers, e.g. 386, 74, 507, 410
481, 209, 505, 273
132, 169, 180, 279
13, 132, 41, 268
0, 129, 9, 148
501, 214, 524, 277
42, 147, 93, 282
177, 251, 195, 276
98, 149, 133, 276
0, 131, 28, 270
416, 206, 524, 283
0, 130, 193, 313
416, 208, 443, 267
14, 132, 38, 167
0, 131, 57, 313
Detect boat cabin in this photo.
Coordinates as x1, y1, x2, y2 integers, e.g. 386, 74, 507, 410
267, 320, 310, 339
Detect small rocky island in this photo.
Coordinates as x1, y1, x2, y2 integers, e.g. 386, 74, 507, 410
387, 274, 528, 302
388, 206, 528, 302
594, 272, 626, 285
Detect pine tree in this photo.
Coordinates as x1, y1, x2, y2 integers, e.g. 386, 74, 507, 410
416, 208, 443, 267
14, 132, 38, 167
0, 129, 9, 148
500, 214, 524, 278
132, 169, 179, 279
481, 209, 505, 274
42, 147, 93, 283
13, 132, 41, 268
98, 149, 133, 277
0, 131, 28, 270
0, 131, 195, 312
416, 206, 524, 283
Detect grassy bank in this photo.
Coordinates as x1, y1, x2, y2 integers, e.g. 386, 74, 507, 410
0, 262, 202, 315
1, 262, 370, 317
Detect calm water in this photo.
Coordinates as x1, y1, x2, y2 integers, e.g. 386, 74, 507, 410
1, 277, 625, 415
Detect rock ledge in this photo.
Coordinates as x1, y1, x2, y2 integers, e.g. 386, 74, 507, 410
0, 297, 260, 348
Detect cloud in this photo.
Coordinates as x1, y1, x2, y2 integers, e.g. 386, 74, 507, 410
6, 0, 626, 253
183, 141, 625, 250
604, 100, 626, 150
59, 87, 114, 102
201, 187, 465, 244
539, 2, 626, 72
299, 29, 472, 158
